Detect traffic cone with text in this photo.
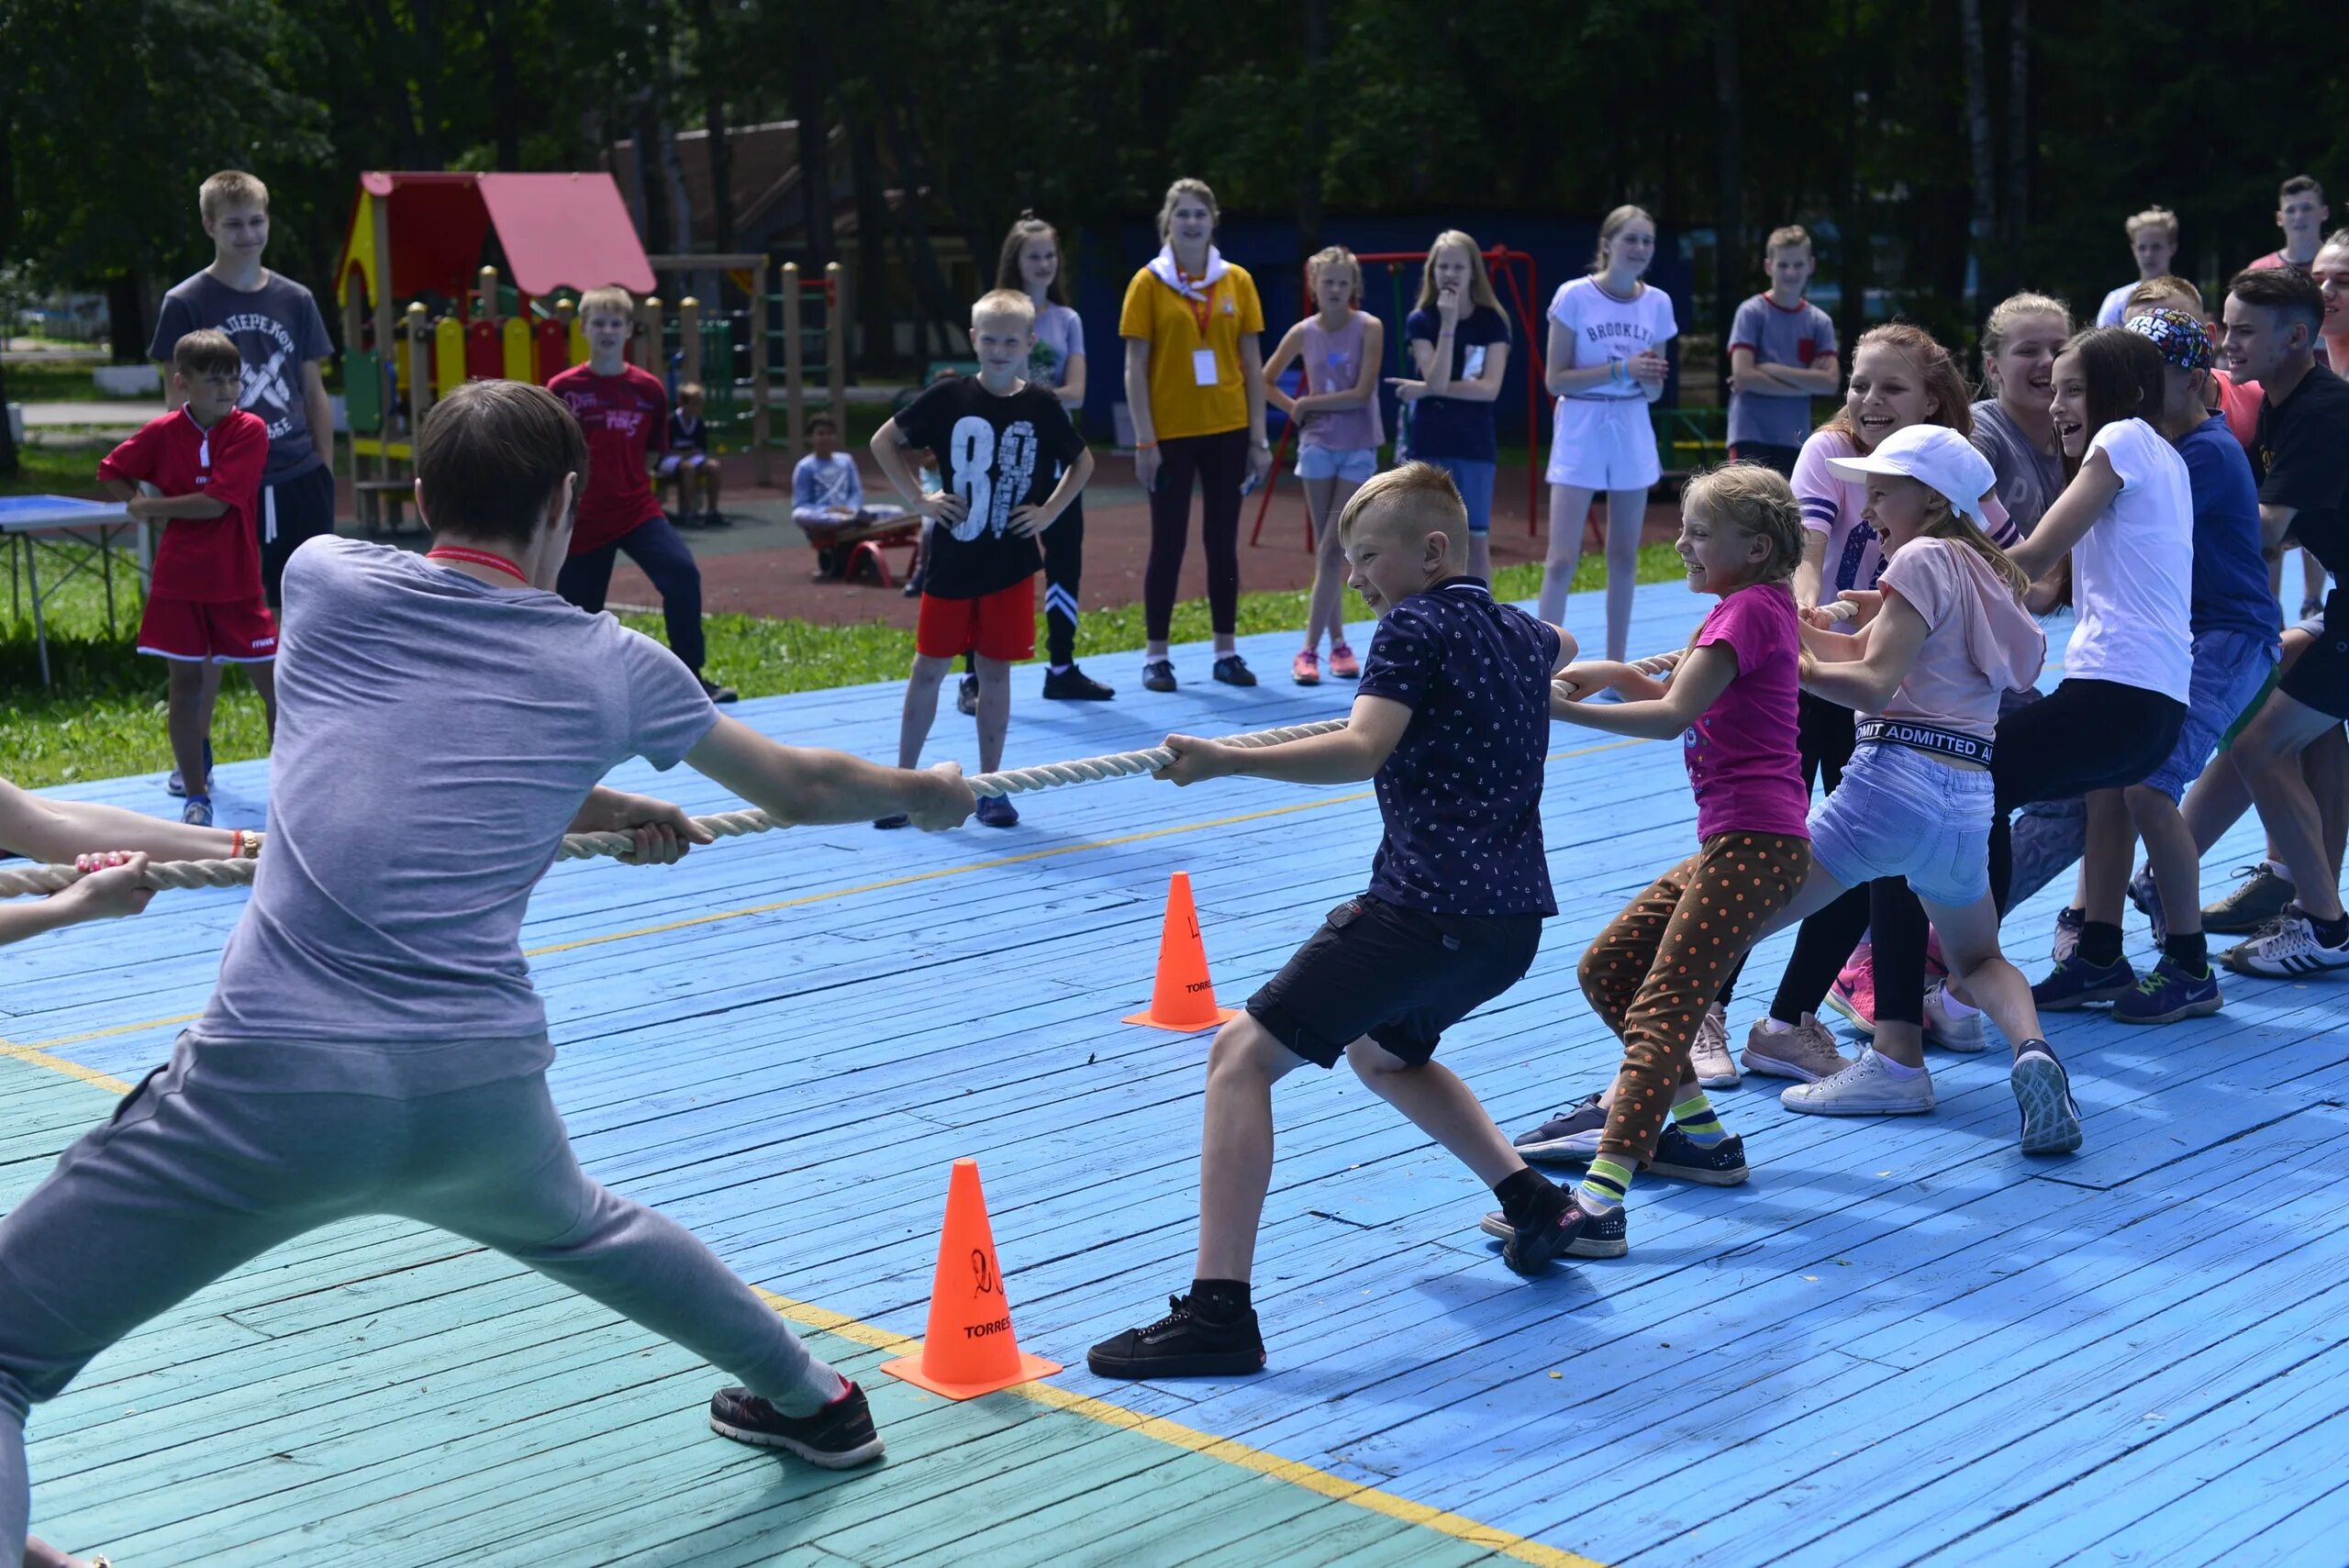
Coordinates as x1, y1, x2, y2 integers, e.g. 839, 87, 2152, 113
879, 1158, 1061, 1399
1122, 870, 1238, 1032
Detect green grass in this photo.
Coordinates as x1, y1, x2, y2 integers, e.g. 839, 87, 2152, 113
1, 355, 149, 403
0, 541, 1686, 789
0, 440, 117, 499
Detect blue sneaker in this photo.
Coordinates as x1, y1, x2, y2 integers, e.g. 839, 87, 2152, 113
2110, 955, 2221, 1025
2128, 866, 2167, 948
2031, 952, 2136, 1010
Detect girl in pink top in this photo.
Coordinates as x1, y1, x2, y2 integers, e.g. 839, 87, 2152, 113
1759, 425, 2080, 1154
1496, 466, 1812, 1261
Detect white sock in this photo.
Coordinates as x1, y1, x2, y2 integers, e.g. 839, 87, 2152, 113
1761, 1016, 1794, 1034
1866, 1049, 1923, 1079
1939, 991, 1981, 1020
2266, 858, 2296, 884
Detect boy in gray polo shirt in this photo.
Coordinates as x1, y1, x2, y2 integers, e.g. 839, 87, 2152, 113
1726, 226, 1842, 475
0, 381, 975, 1560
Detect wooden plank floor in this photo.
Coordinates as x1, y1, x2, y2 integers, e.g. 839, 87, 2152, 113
4, 583, 2345, 1567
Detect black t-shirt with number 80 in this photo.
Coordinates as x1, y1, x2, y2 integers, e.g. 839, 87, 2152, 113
893, 376, 1087, 599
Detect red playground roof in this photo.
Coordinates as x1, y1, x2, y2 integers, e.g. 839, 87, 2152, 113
337, 171, 655, 308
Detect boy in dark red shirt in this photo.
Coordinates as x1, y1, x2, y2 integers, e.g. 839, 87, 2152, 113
96, 329, 278, 828
550, 287, 735, 702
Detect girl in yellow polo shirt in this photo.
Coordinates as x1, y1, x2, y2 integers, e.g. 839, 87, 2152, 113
1120, 177, 1271, 691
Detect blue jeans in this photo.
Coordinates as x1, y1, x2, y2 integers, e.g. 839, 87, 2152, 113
557, 514, 707, 674
1808, 741, 1996, 906
2142, 627, 2279, 800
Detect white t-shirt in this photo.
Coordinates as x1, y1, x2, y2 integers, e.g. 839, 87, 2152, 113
2095, 284, 2136, 328
2067, 417, 2194, 702
1547, 277, 1676, 400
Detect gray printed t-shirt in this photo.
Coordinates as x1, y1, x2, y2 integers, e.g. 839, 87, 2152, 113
150, 269, 333, 482
197, 538, 719, 1080
1968, 399, 2069, 538
1726, 293, 1838, 449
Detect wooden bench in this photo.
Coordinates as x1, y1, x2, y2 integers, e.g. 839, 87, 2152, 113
800, 507, 919, 587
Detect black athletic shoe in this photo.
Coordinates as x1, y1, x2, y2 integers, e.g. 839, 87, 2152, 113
1141, 660, 1177, 693
1042, 665, 1117, 701
975, 795, 1019, 828
1212, 654, 1257, 687
1645, 1127, 1749, 1186
700, 678, 740, 705
956, 673, 979, 716
1495, 1179, 1581, 1273
1511, 1091, 1607, 1162
1086, 1293, 1266, 1379
1480, 1201, 1629, 1260
873, 814, 911, 830
707, 1380, 885, 1468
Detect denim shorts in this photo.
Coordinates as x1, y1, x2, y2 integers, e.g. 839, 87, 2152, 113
2142, 628, 2280, 799
1807, 740, 1995, 907
1418, 455, 1496, 532
1294, 445, 1379, 484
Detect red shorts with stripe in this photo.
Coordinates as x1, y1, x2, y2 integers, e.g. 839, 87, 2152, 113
916, 578, 1035, 662
137, 595, 278, 662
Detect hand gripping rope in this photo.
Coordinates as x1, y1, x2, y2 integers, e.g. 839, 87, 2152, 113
0, 718, 1353, 900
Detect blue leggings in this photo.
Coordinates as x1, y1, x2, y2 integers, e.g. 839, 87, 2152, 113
557, 514, 707, 673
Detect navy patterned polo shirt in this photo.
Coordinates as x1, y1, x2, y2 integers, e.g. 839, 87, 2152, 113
1356, 576, 1560, 916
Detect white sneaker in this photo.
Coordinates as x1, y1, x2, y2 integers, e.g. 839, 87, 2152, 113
1780, 1048, 1935, 1117
2221, 910, 2349, 977
1689, 1003, 1738, 1088
1921, 978, 1988, 1054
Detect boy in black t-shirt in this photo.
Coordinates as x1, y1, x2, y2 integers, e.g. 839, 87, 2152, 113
870, 292, 1095, 828
1086, 463, 1582, 1381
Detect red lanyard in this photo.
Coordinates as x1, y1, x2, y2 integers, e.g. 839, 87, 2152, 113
426, 546, 530, 584
1179, 271, 1214, 337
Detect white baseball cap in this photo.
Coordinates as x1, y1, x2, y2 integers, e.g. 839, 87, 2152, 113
1824, 424, 1997, 522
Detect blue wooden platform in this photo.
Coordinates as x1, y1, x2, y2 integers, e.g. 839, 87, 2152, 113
3, 581, 2344, 1567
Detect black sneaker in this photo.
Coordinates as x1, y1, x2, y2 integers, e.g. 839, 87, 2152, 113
1479, 1200, 1628, 1260
975, 795, 1019, 828
1086, 1293, 1266, 1379
1042, 665, 1117, 701
1141, 660, 1177, 693
873, 814, 911, 830
1492, 1177, 1581, 1273
1212, 654, 1257, 687
901, 567, 927, 599
1510, 1092, 1607, 1163
707, 1380, 885, 1468
703, 510, 732, 529
955, 673, 979, 716
700, 678, 740, 705
1645, 1127, 1749, 1186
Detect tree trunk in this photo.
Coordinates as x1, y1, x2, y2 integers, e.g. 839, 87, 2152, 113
880, 98, 967, 361
0, 111, 17, 479
788, 21, 835, 272
848, 111, 893, 373
1958, 0, 1998, 303
106, 276, 147, 367
689, 0, 735, 254
1713, 0, 1744, 385
1836, 0, 1868, 353
2003, 0, 2030, 247
1297, 0, 1328, 269
661, 117, 694, 252
415, 0, 441, 168
485, 0, 520, 170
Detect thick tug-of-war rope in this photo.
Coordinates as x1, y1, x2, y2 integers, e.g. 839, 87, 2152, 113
0, 718, 1353, 900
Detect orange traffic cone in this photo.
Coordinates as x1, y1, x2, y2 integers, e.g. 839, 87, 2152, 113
879, 1158, 1062, 1399
1122, 870, 1238, 1032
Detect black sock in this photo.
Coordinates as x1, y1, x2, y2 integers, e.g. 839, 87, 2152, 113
2078, 920, 2124, 968
2163, 930, 2209, 973
1493, 1167, 1553, 1223
2312, 911, 2349, 948
1190, 1277, 1252, 1318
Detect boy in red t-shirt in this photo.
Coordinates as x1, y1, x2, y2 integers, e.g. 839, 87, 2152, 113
550, 287, 734, 703
96, 329, 278, 828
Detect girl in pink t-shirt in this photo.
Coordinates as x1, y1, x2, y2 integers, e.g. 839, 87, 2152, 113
1494, 466, 1812, 1262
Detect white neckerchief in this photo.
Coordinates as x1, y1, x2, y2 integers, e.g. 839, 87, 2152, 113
1147, 244, 1229, 301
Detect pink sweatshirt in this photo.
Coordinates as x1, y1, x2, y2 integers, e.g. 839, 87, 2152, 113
1872, 536, 2045, 740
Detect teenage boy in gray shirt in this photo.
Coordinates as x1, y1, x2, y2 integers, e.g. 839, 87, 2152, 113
1726, 226, 1841, 476
0, 381, 974, 1560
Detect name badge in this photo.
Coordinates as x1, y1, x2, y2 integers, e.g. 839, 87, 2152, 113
1191, 347, 1219, 387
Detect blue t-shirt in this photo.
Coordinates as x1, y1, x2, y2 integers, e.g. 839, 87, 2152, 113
2178, 414, 2281, 643
1356, 577, 1560, 917
150, 269, 334, 483
1403, 306, 1509, 463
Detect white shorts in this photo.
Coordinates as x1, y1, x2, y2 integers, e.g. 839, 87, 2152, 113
1545, 396, 1661, 492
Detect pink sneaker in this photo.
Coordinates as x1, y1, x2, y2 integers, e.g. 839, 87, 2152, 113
1291, 649, 1321, 685
1328, 641, 1361, 679
1827, 942, 1876, 1035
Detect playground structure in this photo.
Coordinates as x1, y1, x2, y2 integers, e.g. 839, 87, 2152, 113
333, 172, 850, 530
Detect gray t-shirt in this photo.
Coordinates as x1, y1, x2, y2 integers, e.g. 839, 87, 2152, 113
150, 269, 333, 482
198, 539, 719, 1076
1969, 398, 2069, 537
1726, 293, 1838, 449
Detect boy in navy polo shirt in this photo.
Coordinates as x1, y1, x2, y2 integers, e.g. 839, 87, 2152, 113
1088, 462, 1581, 1380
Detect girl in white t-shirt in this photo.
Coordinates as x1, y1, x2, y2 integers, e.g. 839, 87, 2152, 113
1541, 205, 1675, 660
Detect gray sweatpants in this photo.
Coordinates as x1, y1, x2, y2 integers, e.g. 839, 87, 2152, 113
0, 1035, 842, 1558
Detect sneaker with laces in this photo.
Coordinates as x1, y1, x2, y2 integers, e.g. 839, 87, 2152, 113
167, 740, 216, 799
955, 673, 979, 716
1479, 1198, 1625, 1260
1041, 665, 1116, 700
2110, 955, 2222, 1024
2011, 1044, 2083, 1154
1645, 1126, 1748, 1185
1328, 641, 1361, 679
2050, 906, 2085, 964
2221, 910, 2349, 977
2203, 865, 2296, 934
1212, 654, 1257, 687
1782, 1048, 1936, 1116
1740, 1015, 1848, 1083
1086, 1293, 1266, 1378
181, 797, 215, 828
699, 677, 740, 705
1689, 1003, 1738, 1087
2032, 952, 2136, 1009
707, 1380, 885, 1468
1826, 945, 1876, 1034
975, 795, 1019, 828
1511, 1092, 1607, 1162
1141, 660, 1177, 693
1921, 978, 1988, 1053
1291, 649, 1321, 685
2127, 865, 2167, 948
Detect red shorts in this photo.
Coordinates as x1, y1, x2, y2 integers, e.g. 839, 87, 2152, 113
137, 595, 278, 662
916, 578, 1036, 662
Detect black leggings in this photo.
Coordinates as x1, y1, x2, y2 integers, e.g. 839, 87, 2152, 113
1986, 679, 2187, 911
1043, 495, 1086, 666
1748, 694, 1874, 1020
1144, 428, 1250, 642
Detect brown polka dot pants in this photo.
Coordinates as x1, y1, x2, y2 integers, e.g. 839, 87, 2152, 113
1578, 833, 1812, 1161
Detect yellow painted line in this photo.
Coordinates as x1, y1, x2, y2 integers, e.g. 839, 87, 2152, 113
749, 1285, 1605, 1568
0, 1037, 133, 1095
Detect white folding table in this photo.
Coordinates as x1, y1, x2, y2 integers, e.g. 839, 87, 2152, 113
0, 495, 150, 687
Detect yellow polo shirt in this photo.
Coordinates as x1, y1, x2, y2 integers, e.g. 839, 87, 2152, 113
1119, 262, 1265, 440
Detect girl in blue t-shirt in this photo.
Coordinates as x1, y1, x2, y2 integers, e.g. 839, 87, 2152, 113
1390, 230, 1512, 583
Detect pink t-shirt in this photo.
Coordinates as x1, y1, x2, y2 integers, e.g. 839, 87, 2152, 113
1686, 581, 1809, 841
1793, 428, 2019, 600
1874, 537, 2047, 741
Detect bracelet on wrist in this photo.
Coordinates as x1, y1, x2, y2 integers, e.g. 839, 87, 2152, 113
1134, 439, 1158, 450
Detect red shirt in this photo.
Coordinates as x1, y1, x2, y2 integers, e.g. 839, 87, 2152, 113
550, 362, 669, 552
96, 407, 268, 603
